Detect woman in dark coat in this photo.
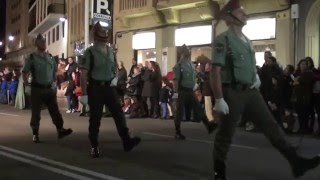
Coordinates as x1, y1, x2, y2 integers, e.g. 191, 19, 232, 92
293, 59, 314, 134
141, 61, 162, 118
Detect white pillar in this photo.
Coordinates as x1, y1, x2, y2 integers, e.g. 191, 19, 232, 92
84, 0, 89, 47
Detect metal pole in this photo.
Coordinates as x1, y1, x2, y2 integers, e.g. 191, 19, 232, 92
84, 0, 89, 48
294, 18, 298, 66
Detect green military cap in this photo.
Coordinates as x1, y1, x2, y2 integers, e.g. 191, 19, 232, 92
219, 0, 241, 18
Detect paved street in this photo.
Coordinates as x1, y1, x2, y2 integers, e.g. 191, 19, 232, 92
0, 103, 320, 180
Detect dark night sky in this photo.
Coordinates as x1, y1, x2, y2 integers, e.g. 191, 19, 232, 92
0, 0, 6, 59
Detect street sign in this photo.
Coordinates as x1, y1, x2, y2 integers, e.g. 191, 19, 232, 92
91, 0, 113, 25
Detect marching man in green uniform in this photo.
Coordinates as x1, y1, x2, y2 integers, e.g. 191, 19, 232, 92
211, 0, 320, 179
22, 34, 73, 143
79, 22, 140, 158
173, 44, 217, 139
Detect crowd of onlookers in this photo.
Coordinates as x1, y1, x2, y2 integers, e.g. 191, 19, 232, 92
249, 53, 320, 136
1, 51, 320, 136
0, 67, 19, 105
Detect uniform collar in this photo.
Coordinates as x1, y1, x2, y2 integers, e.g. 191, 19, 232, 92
227, 29, 251, 50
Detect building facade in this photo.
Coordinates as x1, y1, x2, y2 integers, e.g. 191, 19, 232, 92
28, 0, 67, 59
5, 0, 34, 66
4, 0, 320, 70
113, 0, 320, 74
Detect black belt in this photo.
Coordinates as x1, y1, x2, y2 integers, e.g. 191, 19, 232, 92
222, 83, 251, 91
89, 79, 111, 86
31, 82, 52, 89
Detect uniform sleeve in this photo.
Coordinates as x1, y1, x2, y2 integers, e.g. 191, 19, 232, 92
52, 57, 57, 72
108, 47, 117, 75
108, 47, 115, 62
79, 48, 91, 70
173, 64, 180, 80
22, 55, 32, 73
212, 35, 227, 67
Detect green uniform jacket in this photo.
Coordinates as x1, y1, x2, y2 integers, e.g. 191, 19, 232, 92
79, 45, 116, 81
212, 29, 257, 85
22, 52, 57, 85
173, 60, 196, 89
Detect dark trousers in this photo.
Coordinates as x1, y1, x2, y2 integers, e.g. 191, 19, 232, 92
174, 88, 209, 134
214, 88, 295, 163
295, 102, 311, 133
30, 87, 64, 134
142, 96, 159, 117
88, 85, 130, 148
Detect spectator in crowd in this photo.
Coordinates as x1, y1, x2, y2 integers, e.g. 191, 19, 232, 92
141, 61, 162, 118
159, 77, 172, 119
126, 66, 143, 99
15, 72, 26, 109
57, 58, 67, 89
65, 80, 76, 113
293, 59, 314, 134
0, 76, 8, 104
9, 75, 19, 105
259, 56, 284, 128
305, 57, 320, 134
72, 67, 81, 112
128, 96, 144, 118
117, 61, 127, 98
3, 67, 13, 82
122, 95, 132, 115
128, 58, 137, 78
65, 56, 78, 81
281, 64, 295, 133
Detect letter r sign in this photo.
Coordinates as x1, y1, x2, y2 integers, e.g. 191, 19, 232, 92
96, 0, 110, 14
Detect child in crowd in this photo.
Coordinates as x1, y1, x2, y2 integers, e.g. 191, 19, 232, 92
159, 78, 173, 119
64, 80, 76, 113
122, 96, 132, 114
129, 96, 144, 118
9, 76, 19, 105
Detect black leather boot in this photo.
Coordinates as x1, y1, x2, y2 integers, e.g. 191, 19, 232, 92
214, 160, 227, 180
57, 128, 73, 139
90, 147, 100, 158
123, 137, 141, 152
32, 135, 40, 143
288, 154, 320, 177
174, 133, 186, 140
281, 147, 320, 177
32, 129, 40, 143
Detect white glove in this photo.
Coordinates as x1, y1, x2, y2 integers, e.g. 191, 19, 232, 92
214, 98, 229, 115
110, 77, 118, 87
172, 93, 178, 99
80, 95, 88, 105
250, 74, 261, 89
193, 83, 199, 91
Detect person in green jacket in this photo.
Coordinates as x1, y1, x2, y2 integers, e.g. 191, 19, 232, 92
211, 0, 320, 179
22, 34, 73, 143
79, 22, 140, 158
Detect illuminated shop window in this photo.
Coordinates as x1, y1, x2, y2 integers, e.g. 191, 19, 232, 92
175, 25, 212, 46
243, 18, 276, 40
132, 32, 156, 50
